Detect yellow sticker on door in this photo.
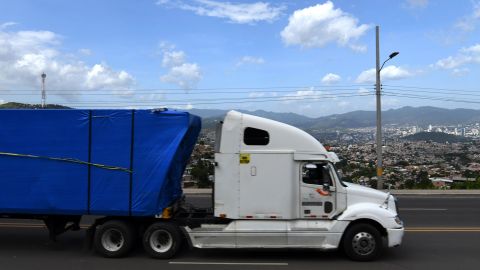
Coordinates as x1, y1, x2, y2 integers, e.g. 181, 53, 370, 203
239, 153, 250, 164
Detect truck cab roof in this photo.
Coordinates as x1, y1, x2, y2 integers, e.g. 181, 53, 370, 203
218, 110, 335, 162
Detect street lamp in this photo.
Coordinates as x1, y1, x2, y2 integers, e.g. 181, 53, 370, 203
381, 52, 399, 71
375, 26, 399, 190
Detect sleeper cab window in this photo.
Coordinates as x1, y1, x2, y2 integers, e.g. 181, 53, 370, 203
243, 127, 269, 145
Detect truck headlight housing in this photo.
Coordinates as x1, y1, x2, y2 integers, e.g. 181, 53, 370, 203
394, 216, 403, 226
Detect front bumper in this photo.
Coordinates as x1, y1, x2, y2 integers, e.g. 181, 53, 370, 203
387, 227, 404, 247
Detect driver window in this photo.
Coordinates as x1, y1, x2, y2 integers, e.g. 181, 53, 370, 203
302, 163, 333, 186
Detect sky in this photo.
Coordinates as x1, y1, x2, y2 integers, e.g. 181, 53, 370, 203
1, 0, 480, 117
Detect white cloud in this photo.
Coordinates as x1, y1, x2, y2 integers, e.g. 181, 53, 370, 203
337, 101, 350, 107
382, 97, 401, 107
248, 92, 265, 98
162, 50, 186, 68
280, 1, 370, 50
455, 1, 480, 32
137, 93, 165, 101
159, 44, 202, 89
236, 56, 265, 66
355, 65, 413, 83
358, 87, 370, 94
348, 44, 367, 53
161, 63, 202, 89
463, 44, 480, 53
321, 73, 341, 84
173, 103, 194, 110
78, 48, 92, 56
157, 0, 285, 24
452, 68, 470, 77
0, 99, 4, 104
86, 64, 134, 90
248, 91, 277, 98
282, 88, 324, 104
0, 28, 134, 95
433, 44, 480, 70
434, 55, 470, 69
0, 22, 17, 30
405, 0, 429, 9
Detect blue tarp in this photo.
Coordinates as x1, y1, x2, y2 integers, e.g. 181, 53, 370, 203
0, 109, 201, 216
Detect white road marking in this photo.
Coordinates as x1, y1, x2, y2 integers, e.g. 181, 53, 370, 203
169, 261, 288, 266
400, 208, 448, 211
406, 227, 480, 232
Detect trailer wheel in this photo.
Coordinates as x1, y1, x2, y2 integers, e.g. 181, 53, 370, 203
142, 222, 182, 259
94, 220, 135, 258
343, 223, 383, 261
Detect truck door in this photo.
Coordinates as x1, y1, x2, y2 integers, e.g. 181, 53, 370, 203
300, 163, 336, 219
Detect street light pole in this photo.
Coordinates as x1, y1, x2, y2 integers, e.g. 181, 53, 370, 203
375, 26, 383, 190
375, 26, 399, 190
41, 73, 47, 108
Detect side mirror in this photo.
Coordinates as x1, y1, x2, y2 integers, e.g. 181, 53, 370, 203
323, 183, 330, 191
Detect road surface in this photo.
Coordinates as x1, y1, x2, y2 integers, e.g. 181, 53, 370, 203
0, 195, 479, 270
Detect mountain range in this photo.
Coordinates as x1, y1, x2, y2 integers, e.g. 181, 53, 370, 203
189, 106, 480, 130
2, 103, 480, 129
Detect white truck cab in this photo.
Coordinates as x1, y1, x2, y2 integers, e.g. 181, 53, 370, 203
185, 110, 404, 261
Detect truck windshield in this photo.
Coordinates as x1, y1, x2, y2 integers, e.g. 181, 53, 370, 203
330, 163, 348, 187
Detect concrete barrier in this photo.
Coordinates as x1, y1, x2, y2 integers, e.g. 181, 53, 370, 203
183, 188, 212, 194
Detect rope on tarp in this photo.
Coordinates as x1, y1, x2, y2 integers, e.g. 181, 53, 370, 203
0, 151, 132, 173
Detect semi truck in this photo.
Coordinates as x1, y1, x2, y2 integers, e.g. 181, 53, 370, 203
0, 109, 403, 261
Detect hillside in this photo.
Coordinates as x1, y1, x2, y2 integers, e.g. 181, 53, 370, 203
198, 106, 480, 130
2, 103, 479, 130
191, 109, 314, 129
311, 106, 480, 129
402, 132, 470, 143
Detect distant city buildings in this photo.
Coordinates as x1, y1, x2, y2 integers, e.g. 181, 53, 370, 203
183, 122, 480, 189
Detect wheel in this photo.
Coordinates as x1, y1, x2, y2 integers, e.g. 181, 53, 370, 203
142, 222, 182, 259
94, 220, 136, 258
342, 223, 383, 261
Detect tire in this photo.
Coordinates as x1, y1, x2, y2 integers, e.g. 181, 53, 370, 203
342, 223, 383, 261
142, 222, 182, 259
94, 220, 136, 258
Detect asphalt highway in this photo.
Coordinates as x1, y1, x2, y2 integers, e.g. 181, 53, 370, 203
0, 194, 479, 270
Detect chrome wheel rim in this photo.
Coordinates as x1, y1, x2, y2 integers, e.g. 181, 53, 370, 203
101, 228, 124, 252
149, 229, 173, 253
352, 232, 376, 255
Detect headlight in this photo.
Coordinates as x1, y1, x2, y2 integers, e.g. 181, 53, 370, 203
394, 216, 403, 226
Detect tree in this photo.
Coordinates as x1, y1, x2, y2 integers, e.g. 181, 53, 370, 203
404, 179, 415, 189
452, 177, 480, 189
415, 170, 433, 189
190, 160, 214, 188
463, 170, 477, 180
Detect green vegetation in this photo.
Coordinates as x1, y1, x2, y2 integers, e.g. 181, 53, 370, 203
395, 170, 434, 189
415, 170, 434, 189
451, 177, 480, 189
190, 159, 214, 188
403, 132, 469, 143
